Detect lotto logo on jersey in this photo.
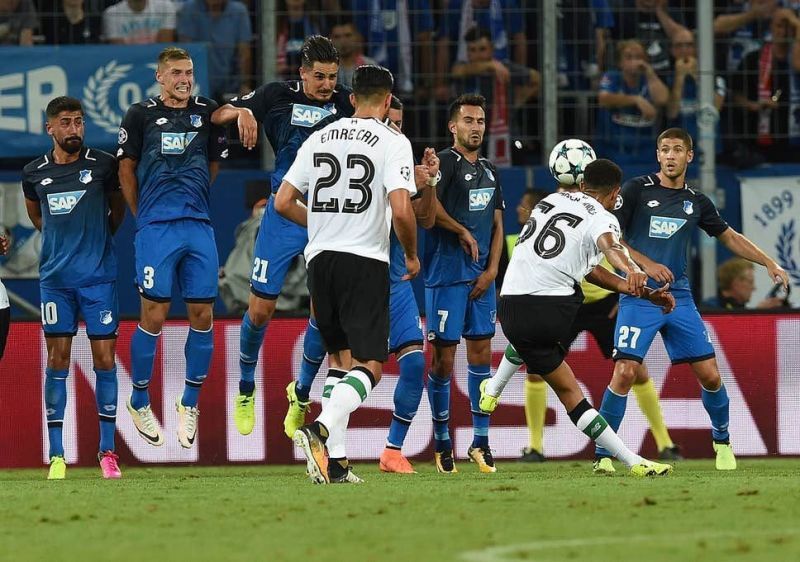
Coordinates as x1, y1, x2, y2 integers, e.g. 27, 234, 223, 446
47, 190, 86, 215
649, 216, 687, 239
291, 104, 332, 127
161, 132, 198, 154
469, 188, 495, 211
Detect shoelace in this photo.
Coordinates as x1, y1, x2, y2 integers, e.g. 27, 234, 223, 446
184, 406, 199, 436
100, 451, 120, 467
138, 405, 159, 434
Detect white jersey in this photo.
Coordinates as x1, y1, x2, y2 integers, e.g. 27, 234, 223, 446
283, 117, 416, 264
0, 279, 7, 309
501, 191, 621, 296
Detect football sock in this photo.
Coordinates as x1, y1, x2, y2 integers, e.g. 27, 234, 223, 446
295, 319, 325, 402
701, 382, 730, 443
130, 325, 159, 409
44, 367, 69, 458
570, 399, 643, 468
322, 369, 349, 460
485, 344, 524, 397
595, 386, 628, 458
322, 368, 348, 406
94, 366, 117, 453
316, 366, 376, 437
182, 326, 213, 408
525, 379, 547, 453
427, 373, 452, 452
632, 379, 674, 450
387, 350, 425, 449
239, 312, 266, 395
468, 364, 491, 448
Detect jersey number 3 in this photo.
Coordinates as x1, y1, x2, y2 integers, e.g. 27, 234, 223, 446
516, 201, 583, 259
311, 153, 375, 214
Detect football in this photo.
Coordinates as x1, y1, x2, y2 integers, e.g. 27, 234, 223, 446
548, 138, 596, 186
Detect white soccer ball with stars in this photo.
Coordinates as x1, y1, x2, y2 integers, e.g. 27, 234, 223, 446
548, 139, 596, 186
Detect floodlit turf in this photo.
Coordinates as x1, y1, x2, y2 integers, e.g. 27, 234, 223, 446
1, 459, 799, 562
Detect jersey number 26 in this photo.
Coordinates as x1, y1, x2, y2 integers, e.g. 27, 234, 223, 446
516, 200, 583, 259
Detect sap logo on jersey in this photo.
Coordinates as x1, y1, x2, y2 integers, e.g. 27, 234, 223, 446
649, 215, 687, 239
47, 190, 86, 215
161, 132, 198, 154
469, 188, 495, 211
291, 104, 332, 127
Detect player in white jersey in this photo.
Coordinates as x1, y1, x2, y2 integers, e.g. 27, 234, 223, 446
479, 159, 675, 477
274, 65, 418, 484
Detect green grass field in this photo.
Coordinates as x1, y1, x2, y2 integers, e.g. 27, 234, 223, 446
1, 459, 799, 562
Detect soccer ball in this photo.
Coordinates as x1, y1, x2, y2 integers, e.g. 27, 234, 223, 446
548, 139, 596, 186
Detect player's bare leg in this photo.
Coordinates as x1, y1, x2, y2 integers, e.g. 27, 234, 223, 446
380, 343, 424, 474
466, 338, 495, 473
690, 357, 735, 470
429, 343, 458, 473
44, 336, 72, 479
90, 338, 121, 478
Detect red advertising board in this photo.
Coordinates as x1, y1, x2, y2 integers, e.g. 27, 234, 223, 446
1, 315, 799, 467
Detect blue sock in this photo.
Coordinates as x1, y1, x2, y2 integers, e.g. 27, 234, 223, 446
239, 312, 266, 395
95, 366, 118, 453
130, 325, 159, 409
44, 368, 69, 458
387, 350, 425, 449
182, 327, 213, 408
427, 373, 452, 452
701, 383, 730, 443
595, 387, 628, 458
468, 364, 492, 448
296, 318, 325, 402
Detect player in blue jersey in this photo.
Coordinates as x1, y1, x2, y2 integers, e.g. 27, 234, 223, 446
594, 127, 790, 473
423, 93, 504, 474
22, 96, 126, 480
118, 47, 228, 450
211, 36, 354, 438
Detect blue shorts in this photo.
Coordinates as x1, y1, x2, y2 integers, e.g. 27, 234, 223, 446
389, 280, 423, 354
425, 282, 496, 346
40, 282, 118, 339
135, 219, 219, 303
613, 293, 715, 364
250, 197, 308, 299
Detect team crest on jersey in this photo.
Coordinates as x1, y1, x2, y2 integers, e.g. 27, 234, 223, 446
47, 190, 86, 215
161, 132, 198, 154
683, 200, 694, 215
79, 170, 92, 184
647, 200, 660, 208
100, 310, 113, 325
291, 103, 333, 127
190, 114, 202, 128
469, 188, 495, 211
649, 216, 687, 239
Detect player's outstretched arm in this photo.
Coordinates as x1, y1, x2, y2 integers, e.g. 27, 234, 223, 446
620, 239, 675, 285
717, 228, 790, 288
596, 232, 647, 296
118, 158, 139, 216
211, 105, 257, 150
389, 189, 419, 280
586, 263, 675, 314
274, 180, 307, 227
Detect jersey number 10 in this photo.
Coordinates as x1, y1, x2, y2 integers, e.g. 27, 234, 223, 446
516, 200, 584, 259
311, 153, 375, 214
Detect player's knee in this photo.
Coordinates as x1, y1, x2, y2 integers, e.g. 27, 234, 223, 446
466, 340, 491, 365
613, 360, 638, 389
47, 352, 70, 371
189, 306, 213, 331
698, 370, 722, 391
248, 297, 276, 327
430, 354, 453, 377
93, 351, 115, 371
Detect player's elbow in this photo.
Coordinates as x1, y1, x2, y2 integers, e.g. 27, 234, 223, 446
274, 193, 290, 217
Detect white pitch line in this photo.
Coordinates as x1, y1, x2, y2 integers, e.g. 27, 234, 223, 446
460, 528, 800, 562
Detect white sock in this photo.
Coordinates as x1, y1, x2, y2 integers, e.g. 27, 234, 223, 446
317, 367, 375, 435
486, 352, 523, 397
326, 414, 350, 458
576, 408, 645, 468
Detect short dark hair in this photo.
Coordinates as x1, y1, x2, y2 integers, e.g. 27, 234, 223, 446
390, 94, 403, 111
158, 46, 191, 68
301, 35, 339, 67
464, 26, 491, 43
449, 93, 486, 121
352, 65, 394, 99
329, 17, 357, 32
521, 188, 548, 206
657, 127, 693, 151
46, 96, 83, 119
582, 159, 622, 195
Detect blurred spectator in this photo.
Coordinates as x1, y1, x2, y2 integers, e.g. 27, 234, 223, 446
103, 0, 176, 44
276, 0, 320, 79
0, 0, 37, 45
557, 0, 613, 90
731, 8, 800, 163
218, 198, 266, 315
666, 27, 726, 154
177, 0, 253, 100
595, 39, 669, 165
329, 18, 377, 88
715, 0, 777, 72
702, 257, 788, 309
39, 0, 101, 44
347, 0, 435, 96
611, 0, 687, 77
436, 0, 525, 101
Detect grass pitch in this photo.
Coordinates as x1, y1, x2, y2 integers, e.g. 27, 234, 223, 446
1, 459, 799, 562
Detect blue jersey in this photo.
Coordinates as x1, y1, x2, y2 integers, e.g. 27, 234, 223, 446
595, 71, 658, 163
423, 148, 504, 287
22, 147, 119, 289
117, 96, 228, 228
389, 230, 407, 284
614, 174, 729, 295
229, 81, 354, 193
